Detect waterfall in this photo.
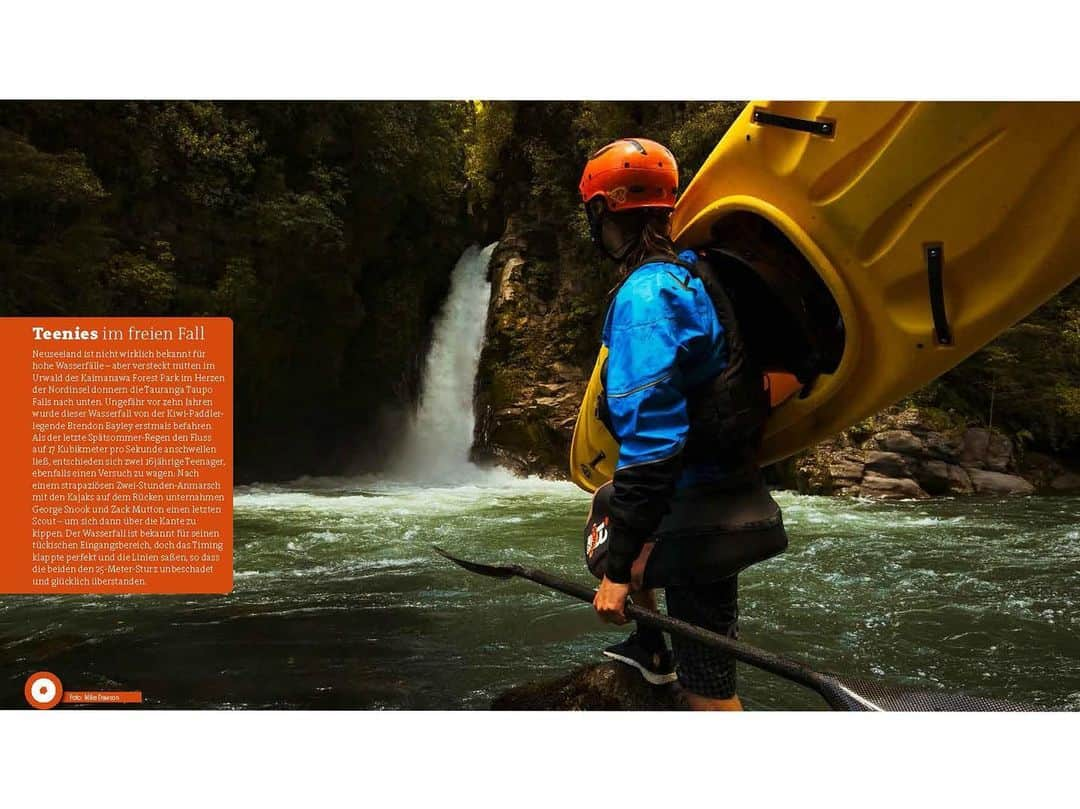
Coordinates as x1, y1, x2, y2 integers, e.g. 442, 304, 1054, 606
393, 242, 500, 482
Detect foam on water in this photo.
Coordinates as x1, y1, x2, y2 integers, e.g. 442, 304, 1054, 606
234, 475, 584, 515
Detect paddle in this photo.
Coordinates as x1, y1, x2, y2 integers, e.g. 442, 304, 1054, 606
434, 546, 1040, 712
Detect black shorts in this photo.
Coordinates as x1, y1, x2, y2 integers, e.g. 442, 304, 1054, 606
584, 481, 787, 585
652, 523, 786, 699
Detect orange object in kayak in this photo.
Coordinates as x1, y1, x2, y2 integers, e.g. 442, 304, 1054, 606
765, 372, 802, 409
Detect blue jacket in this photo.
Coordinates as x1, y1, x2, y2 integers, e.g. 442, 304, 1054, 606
597, 250, 733, 583
601, 250, 728, 478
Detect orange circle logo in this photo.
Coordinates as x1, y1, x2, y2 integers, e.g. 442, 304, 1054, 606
24, 671, 63, 710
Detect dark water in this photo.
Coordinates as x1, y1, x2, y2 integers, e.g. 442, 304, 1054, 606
2, 474, 1078, 710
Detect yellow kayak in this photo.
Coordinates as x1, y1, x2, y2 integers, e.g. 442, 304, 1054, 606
570, 101, 1080, 492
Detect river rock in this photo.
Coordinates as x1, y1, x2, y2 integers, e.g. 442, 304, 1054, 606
913, 459, 951, 495
1017, 451, 1068, 490
960, 428, 1014, 472
1050, 472, 1080, 492
786, 404, 1074, 500
965, 468, 1035, 495
923, 431, 964, 463
947, 464, 974, 495
491, 662, 685, 710
828, 458, 865, 487
859, 472, 930, 500
864, 450, 914, 478
875, 429, 926, 456
916, 460, 974, 496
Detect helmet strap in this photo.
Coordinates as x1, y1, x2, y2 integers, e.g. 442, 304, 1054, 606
586, 201, 636, 262
601, 233, 635, 262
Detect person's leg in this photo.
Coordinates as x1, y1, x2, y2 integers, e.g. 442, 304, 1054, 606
665, 575, 743, 711
629, 587, 666, 654
629, 544, 665, 653
634, 588, 658, 610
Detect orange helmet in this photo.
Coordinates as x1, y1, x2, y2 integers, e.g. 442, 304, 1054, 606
578, 138, 679, 213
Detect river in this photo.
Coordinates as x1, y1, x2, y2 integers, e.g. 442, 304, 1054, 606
2, 478, 1077, 709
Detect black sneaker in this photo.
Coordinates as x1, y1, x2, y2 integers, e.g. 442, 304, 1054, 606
603, 632, 678, 685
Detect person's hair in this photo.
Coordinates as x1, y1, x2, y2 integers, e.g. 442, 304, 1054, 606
616, 209, 677, 278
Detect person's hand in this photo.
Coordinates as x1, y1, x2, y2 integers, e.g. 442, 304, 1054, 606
593, 576, 631, 624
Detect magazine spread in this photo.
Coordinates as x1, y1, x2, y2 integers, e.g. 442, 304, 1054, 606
3, 100, 1078, 716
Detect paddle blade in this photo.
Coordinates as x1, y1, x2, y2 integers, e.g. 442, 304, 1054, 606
433, 546, 517, 579
819, 675, 1046, 712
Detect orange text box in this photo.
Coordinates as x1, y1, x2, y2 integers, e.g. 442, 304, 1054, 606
0, 317, 233, 594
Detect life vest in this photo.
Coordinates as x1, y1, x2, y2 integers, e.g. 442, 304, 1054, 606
676, 253, 771, 471
569, 253, 771, 492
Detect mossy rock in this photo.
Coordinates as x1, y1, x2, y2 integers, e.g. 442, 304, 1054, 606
491, 417, 561, 457
486, 366, 529, 409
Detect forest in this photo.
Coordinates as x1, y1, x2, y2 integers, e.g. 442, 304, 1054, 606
2, 101, 1077, 482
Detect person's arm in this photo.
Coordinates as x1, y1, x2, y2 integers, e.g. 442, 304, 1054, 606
604, 455, 684, 584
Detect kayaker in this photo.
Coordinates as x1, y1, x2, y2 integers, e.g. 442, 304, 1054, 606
577, 138, 789, 710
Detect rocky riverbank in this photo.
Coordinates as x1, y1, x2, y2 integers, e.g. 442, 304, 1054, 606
785, 407, 1080, 498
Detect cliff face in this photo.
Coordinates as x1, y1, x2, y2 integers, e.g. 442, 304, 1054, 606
472, 217, 613, 477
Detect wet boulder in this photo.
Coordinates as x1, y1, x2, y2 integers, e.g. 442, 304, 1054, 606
492, 662, 686, 710
828, 456, 865, 488
913, 459, 952, 495
912, 460, 973, 496
923, 431, 964, 463
864, 450, 914, 479
965, 468, 1035, 496
960, 428, 1014, 472
859, 472, 930, 500
875, 429, 926, 456
1049, 472, 1080, 493
1018, 451, 1075, 491
946, 464, 975, 495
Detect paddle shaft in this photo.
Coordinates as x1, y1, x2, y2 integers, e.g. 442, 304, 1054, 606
515, 563, 847, 709
440, 548, 1035, 711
